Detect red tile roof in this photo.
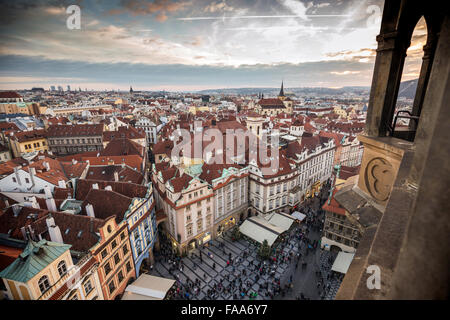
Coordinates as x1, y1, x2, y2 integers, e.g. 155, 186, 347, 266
0, 91, 22, 99
47, 124, 103, 137
258, 98, 285, 108
82, 155, 143, 170
101, 138, 143, 157
322, 189, 346, 215
102, 126, 145, 142
10, 129, 47, 143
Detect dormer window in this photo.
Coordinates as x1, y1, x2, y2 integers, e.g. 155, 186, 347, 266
57, 260, 67, 277
38, 275, 51, 294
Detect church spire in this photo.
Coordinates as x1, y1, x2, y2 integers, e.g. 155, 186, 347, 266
279, 80, 285, 97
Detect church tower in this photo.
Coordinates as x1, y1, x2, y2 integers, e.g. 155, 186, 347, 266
278, 80, 286, 101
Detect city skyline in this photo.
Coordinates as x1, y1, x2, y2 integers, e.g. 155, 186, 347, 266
0, 0, 426, 91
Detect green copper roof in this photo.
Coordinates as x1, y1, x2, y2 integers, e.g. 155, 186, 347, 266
185, 164, 203, 176
0, 240, 71, 283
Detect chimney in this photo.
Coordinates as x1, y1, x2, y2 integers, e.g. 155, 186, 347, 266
12, 204, 21, 217
20, 226, 28, 240
46, 215, 63, 244
46, 198, 57, 212
44, 186, 52, 199
43, 161, 50, 171
14, 166, 22, 185
105, 185, 112, 191
86, 203, 95, 218
72, 159, 78, 165
29, 167, 36, 187
24, 197, 40, 209
58, 180, 67, 189
92, 183, 99, 190
114, 171, 119, 182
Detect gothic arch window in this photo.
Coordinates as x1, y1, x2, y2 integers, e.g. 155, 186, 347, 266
391, 16, 429, 141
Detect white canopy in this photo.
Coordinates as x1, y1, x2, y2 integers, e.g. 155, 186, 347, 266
122, 274, 175, 300
292, 211, 306, 221
266, 212, 295, 232
239, 216, 281, 246
331, 252, 355, 274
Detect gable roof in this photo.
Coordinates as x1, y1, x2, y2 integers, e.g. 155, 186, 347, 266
0, 240, 71, 283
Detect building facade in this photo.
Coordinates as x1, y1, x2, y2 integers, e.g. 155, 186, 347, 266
47, 124, 104, 156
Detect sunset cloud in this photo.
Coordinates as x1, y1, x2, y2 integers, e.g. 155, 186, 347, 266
0, 0, 425, 90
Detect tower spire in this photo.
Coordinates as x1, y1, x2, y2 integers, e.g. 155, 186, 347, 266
279, 80, 285, 97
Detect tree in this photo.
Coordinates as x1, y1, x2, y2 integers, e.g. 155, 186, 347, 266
258, 240, 271, 260
231, 227, 241, 241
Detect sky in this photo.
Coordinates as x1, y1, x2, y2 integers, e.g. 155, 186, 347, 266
0, 0, 427, 91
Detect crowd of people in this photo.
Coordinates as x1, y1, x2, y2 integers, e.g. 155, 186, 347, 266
157, 182, 342, 301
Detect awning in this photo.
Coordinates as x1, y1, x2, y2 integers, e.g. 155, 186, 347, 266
239, 217, 281, 246
122, 274, 175, 300
265, 212, 295, 232
291, 211, 306, 221
331, 252, 355, 274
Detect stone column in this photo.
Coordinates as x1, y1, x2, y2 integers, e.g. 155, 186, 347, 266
409, 15, 450, 185
365, 31, 409, 137
409, 33, 439, 132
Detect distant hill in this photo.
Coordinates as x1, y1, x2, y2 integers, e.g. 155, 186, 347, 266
196, 86, 371, 97
397, 79, 418, 99
195, 78, 419, 99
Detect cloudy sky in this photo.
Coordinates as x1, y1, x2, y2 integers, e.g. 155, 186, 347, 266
0, 0, 426, 91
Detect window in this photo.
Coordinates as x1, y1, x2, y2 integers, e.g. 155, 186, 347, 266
104, 262, 112, 276
114, 253, 120, 265
134, 230, 139, 239
71, 294, 78, 300
126, 261, 132, 273
186, 215, 191, 222
101, 249, 107, 259
120, 232, 125, 240
111, 240, 117, 250
187, 225, 193, 237
136, 239, 142, 256
117, 271, 124, 283
38, 275, 51, 294
12, 177, 16, 183
197, 219, 203, 230
108, 280, 116, 294
57, 260, 67, 277
123, 244, 129, 255
84, 280, 93, 295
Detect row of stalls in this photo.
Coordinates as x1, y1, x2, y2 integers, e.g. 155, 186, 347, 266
238, 211, 306, 247
121, 274, 175, 300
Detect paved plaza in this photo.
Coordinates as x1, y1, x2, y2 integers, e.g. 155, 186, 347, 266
148, 185, 344, 300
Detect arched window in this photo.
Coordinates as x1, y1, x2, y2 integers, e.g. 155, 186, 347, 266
57, 260, 67, 277
38, 275, 51, 294
392, 16, 429, 141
